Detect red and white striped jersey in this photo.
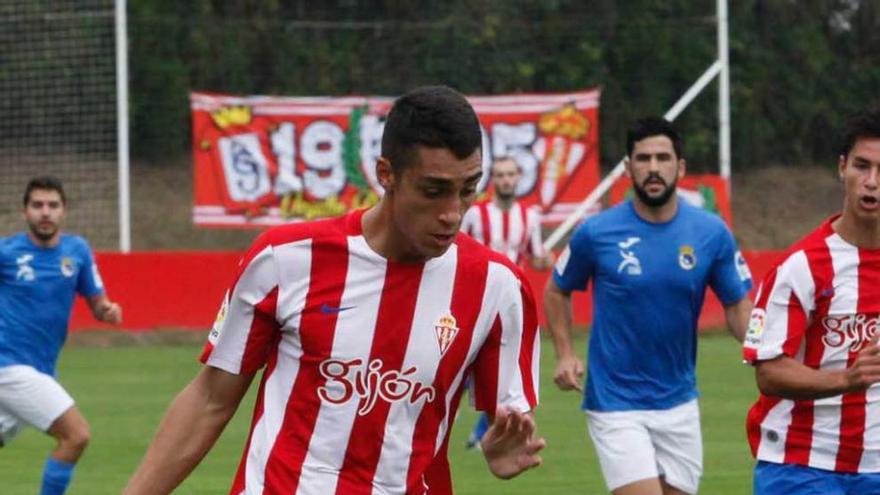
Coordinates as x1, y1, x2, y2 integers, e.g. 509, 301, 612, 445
201, 209, 540, 495
744, 216, 880, 473
460, 200, 545, 265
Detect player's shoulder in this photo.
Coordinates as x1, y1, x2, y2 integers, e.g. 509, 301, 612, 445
0, 232, 24, 247
59, 233, 92, 248
454, 232, 523, 279
467, 199, 490, 214
770, 217, 838, 271
679, 201, 729, 231
569, 201, 629, 240
257, 211, 354, 250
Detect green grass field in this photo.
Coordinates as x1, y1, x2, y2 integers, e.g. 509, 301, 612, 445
1, 332, 758, 494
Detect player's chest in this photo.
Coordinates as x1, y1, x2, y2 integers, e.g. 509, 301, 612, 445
1, 250, 81, 290
280, 264, 491, 378
593, 232, 712, 291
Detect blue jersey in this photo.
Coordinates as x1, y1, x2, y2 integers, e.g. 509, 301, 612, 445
553, 200, 752, 412
0, 233, 104, 375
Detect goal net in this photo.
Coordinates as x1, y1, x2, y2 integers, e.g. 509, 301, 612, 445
0, 0, 118, 248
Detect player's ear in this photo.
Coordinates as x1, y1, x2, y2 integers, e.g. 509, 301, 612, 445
677, 158, 686, 180
376, 157, 395, 193
623, 156, 633, 179
838, 154, 847, 181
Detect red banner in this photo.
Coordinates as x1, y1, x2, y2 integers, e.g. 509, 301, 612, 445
608, 174, 733, 226
191, 89, 601, 227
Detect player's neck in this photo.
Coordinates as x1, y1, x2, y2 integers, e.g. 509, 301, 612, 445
632, 195, 679, 223
26, 231, 61, 248
493, 196, 515, 211
832, 212, 880, 249
361, 202, 429, 264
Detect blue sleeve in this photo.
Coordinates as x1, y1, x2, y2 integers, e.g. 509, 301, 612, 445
709, 226, 752, 305
76, 242, 105, 298
552, 222, 594, 292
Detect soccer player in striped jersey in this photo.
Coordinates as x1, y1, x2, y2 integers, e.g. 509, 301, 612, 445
124, 85, 544, 495
461, 156, 553, 270
745, 107, 880, 494
460, 156, 553, 449
0, 176, 122, 495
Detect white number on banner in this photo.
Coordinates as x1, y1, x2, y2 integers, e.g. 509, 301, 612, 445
218, 133, 271, 202
271, 123, 303, 196
301, 121, 347, 199
491, 123, 538, 196
359, 114, 385, 193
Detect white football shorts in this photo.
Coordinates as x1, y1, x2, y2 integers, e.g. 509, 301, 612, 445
0, 365, 74, 446
586, 398, 702, 494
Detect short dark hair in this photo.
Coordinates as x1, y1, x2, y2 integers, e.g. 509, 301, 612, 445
381, 85, 482, 174
839, 107, 880, 158
626, 116, 684, 160
23, 176, 66, 206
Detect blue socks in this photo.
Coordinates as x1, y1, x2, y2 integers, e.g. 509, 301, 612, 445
40, 457, 75, 495
466, 412, 490, 448
473, 412, 489, 440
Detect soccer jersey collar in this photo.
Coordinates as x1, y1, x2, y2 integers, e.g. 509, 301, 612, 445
346, 208, 454, 271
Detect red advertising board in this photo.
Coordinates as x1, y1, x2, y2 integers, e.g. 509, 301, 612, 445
191, 89, 601, 227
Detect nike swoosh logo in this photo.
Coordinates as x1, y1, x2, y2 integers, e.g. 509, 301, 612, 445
320, 303, 355, 314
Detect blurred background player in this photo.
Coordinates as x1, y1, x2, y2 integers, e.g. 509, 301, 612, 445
461, 155, 554, 270
544, 117, 753, 495
461, 155, 554, 448
744, 107, 880, 495
124, 85, 544, 495
0, 176, 122, 495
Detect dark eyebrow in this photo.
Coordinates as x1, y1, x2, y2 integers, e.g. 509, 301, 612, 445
420, 171, 483, 186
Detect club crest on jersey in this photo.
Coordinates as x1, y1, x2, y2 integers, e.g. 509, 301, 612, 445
60, 257, 76, 277
678, 245, 697, 270
434, 312, 459, 356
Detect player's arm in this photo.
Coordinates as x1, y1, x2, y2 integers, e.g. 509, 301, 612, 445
123, 365, 254, 495
480, 408, 545, 479
525, 209, 553, 271
543, 278, 583, 392
755, 336, 880, 400
722, 296, 752, 342
527, 252, 554, 271
86, 294, 122, 324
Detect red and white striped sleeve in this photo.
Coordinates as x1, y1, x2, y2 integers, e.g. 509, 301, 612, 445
200, 231, 281, 375
471, 263, 540, 414
743, 250, 815, 364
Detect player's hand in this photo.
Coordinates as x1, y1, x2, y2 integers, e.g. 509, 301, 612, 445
553, 354, 584, 392
100, 301, 123, 325
846, 332, 880, 391
481, 408, 546, 479
532, 254, 555, 271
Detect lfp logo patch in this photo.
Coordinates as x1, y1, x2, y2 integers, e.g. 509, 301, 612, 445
746, 308, 766, 346
678, 245, 697, 270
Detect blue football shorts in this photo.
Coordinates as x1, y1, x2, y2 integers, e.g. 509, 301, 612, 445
754, 460, 880, 495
